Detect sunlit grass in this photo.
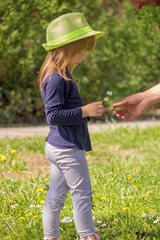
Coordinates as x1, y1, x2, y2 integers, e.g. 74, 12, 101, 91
0, 126, 160, 239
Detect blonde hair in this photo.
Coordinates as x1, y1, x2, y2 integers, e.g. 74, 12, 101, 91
39, 36, 96, 90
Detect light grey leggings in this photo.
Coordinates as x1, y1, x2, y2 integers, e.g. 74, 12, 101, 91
42, 142, 95, 239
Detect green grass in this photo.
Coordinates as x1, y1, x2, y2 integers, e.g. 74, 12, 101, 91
0, 126, 160, 239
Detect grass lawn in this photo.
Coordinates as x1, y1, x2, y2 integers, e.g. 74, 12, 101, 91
0, 126, 160, 240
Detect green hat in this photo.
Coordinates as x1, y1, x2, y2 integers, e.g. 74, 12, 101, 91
42, 12, 104, 51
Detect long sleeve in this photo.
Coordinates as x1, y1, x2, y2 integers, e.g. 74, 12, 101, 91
43, 74, 83, 126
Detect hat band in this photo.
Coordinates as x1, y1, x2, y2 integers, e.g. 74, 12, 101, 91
47, 26, 93, 45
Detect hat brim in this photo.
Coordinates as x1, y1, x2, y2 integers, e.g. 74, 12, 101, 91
42, 31, 104, 51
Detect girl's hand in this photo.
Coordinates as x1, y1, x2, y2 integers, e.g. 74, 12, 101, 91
81, 101, 107, 118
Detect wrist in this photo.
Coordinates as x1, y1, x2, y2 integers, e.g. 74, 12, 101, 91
81, 106, 88, 118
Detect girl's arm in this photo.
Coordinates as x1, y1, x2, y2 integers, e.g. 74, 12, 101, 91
44, 75, 106, 125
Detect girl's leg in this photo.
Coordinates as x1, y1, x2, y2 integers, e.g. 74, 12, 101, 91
52, 148, 96, 239
42, 143, 69, 239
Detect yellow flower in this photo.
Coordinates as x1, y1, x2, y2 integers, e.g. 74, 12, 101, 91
33, 215, 37, 218
10, 149, 16, 154
3, 200, 6, 203
114, 173, 118, 177
11, 90, 15, 96
125, 171, 129, 174
125, 163, 129, 167
14, 157, 19, 161
104, 184, 108, 187
157, 182, 160, 185
27, 107, 33, 112
9, 200, 14, 204
36, 187, 43, 192
100, 196, 106, 201
25, 213, 30, 217
123, 207, 128, 212
147, 191, 152, 195
135, 167, 139, 172
27, 98, 32, 103
19, 217, 24, 220
1, 155, 7, 161
128, 176, 132, 180
40, 200, 45, 205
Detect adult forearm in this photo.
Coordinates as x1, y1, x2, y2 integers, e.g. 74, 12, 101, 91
143, 83, 160, 107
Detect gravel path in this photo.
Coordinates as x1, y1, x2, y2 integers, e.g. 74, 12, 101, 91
0, 120, 160, 138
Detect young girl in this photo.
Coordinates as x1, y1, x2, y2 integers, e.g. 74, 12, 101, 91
39, 12, 106, 240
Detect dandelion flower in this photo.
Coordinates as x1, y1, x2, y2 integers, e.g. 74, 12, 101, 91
19, 217, 24, 220
123, 207, 128, 212
106, 91, 113, 96
36, 187, 43, 192
125, 163, 129, 167
33, 215, 37, 218
100, 196, 106, 201
14, 157, 19, 161
104, 184, 108, 187
25, 213, 30, 217
9, 200, 14, 204
1, 155, 7, 161
11, 91, 15, 96
157, 182, 160, 185
114, 173, 118, 177
125, 171, 129, 174
11, 149, 16, 154
128, 176, 132, 180
40, 200, 45, 205
27, 98, 32, 103
147, 191, 152, 195
135, 166, 139, 172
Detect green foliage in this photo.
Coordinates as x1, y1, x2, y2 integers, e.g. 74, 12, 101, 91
1, 0, 160, 123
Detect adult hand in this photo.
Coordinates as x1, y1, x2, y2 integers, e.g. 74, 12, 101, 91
112, 92, 150, 121
82, 101, 107, 118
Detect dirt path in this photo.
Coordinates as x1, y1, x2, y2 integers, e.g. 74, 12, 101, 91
0, 120, 160, 138
1, 120, 160, 179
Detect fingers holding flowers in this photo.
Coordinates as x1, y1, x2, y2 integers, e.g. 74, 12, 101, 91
82, 101, 107, 118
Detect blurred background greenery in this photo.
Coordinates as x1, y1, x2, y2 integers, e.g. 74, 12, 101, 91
1, 0, 160, 125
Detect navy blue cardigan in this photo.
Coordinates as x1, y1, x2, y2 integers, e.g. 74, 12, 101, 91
41, 72, 92, 151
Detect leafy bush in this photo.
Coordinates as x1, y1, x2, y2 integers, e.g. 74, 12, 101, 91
1, 0, 160, 124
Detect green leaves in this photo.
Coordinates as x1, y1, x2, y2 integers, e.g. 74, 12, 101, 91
1, 1, 160, 123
